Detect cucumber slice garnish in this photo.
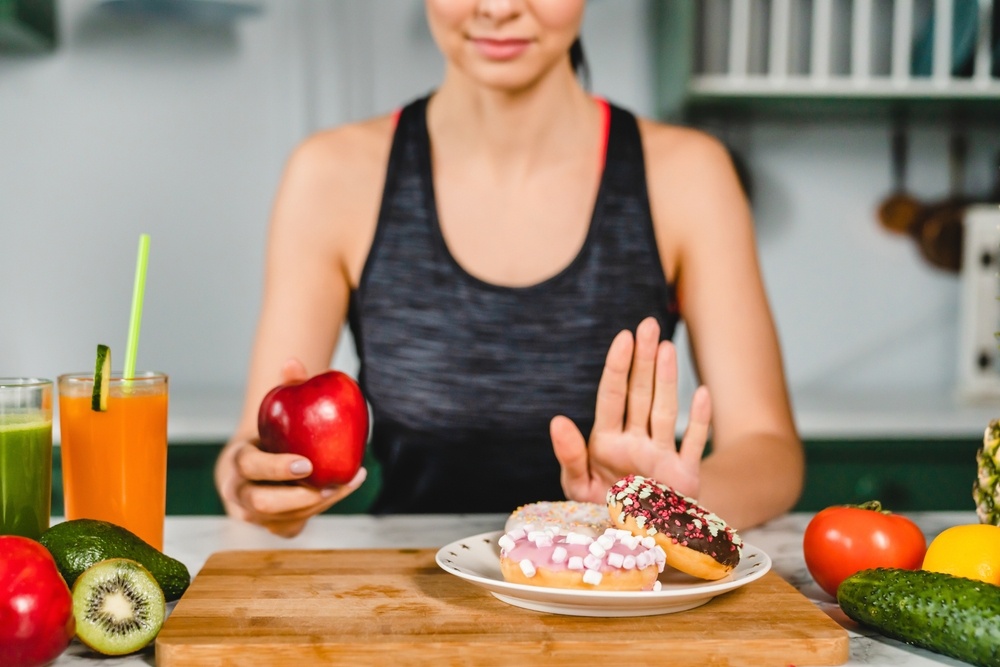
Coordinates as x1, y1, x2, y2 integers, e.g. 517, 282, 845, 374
92, 344, 111, 412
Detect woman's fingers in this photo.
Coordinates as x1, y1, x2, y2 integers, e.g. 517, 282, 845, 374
231, 441, 368, 534
225, 358, 316, 536
238, 468, 368, 521
235, 442, 314, 482
264, 519, 309, 539
649, 340, 680, 447
624, 317, 660, 433
550, 415, 589, 493
678, 385, 712, 469
280, 357, 309, 383
584, 320, 709, 499
591, 330, 633, 435
236, 482, 325, 518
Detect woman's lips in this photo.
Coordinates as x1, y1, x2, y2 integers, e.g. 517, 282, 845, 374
470, 37, 531, 61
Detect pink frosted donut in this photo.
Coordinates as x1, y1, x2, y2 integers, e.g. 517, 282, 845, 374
608, 474, 742, 581
498, 525, 666, 591
504, 501, 612, 537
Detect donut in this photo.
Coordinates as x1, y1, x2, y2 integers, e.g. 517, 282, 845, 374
607, 474, 742, 581
498, 525, 666, 591
504, 500, 613, 537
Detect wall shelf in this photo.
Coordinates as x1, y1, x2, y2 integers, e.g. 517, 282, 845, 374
655, 0, 1000, 122
682, 90, 1000, 123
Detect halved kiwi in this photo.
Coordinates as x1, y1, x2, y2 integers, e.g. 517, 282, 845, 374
91, 344, 111, 412
72, 558, 165, 656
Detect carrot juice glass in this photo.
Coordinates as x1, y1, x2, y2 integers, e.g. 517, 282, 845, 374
0, 378, 53, 540
57, 372, 168, 550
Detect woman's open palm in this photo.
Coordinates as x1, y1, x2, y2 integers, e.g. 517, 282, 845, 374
551, 317, 712, 503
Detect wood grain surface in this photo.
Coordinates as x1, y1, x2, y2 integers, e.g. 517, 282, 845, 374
156, 548, 849, 666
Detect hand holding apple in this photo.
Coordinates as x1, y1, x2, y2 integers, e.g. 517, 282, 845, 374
257, 370, 369, 488
0, 536, 75, 667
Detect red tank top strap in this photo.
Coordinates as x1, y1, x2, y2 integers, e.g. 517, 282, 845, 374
595, 96, 611, 172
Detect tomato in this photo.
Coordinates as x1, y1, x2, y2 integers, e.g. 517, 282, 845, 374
803, 500, 927, 598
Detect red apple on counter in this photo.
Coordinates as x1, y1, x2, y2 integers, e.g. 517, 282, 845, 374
257, 370, 369, 488
0, 536, 75, 667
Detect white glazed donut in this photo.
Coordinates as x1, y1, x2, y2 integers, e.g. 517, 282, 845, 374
498, 525, 666, 591
504, 500, 613, 537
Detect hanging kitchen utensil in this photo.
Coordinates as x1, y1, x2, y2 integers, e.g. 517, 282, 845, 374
877, 127, 922, 234
907, 133, 969, 272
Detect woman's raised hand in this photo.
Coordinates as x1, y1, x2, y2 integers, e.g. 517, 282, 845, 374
215, 358, 367, 538
550, 317, 712, 504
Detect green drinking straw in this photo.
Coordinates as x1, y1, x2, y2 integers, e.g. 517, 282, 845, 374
123, 234, 150, 380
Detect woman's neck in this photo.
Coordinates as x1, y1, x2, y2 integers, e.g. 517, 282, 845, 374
427, 68, 597, 173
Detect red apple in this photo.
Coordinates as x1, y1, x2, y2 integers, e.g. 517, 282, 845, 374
257, 370, 369, 488
0, 536, 75, 667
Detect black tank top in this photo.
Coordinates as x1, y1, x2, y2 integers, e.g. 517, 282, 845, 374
347, 95, 679, 514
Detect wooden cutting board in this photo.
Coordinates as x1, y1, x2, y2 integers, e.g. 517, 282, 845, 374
156, 548, 849, 666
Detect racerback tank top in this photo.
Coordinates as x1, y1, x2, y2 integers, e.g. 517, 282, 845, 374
348, 95, 679, 514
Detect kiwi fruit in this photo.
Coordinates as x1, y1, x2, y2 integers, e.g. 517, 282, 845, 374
71, 558, 166, 656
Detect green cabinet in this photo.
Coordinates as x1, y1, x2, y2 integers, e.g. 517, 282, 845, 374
794, 438, 980, 512
50, 437, 980, 516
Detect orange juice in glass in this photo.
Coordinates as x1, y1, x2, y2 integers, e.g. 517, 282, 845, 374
57, 372, 167, 550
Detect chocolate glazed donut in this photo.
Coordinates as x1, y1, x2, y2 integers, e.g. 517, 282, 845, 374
607, 475, 743, 581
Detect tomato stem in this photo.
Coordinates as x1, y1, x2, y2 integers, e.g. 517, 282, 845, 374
851, 500, 888, 513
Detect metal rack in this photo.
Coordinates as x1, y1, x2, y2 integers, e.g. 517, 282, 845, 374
688, 0, 1000, 100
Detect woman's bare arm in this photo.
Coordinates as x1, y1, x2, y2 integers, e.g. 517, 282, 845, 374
647, 122, 804, 528
215, 119, 391, 537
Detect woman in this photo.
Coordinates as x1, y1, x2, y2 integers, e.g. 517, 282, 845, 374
215, 0, 804, 537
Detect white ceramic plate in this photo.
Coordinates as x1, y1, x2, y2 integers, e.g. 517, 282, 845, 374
435, 530, 771, 617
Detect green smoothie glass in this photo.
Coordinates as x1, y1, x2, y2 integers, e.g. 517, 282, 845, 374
0, 378, 53, 539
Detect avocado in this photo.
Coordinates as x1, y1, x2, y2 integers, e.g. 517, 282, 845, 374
39, 519, 190, 602
837, 567, 1000, 667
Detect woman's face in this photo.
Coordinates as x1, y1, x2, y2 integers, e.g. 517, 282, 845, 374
425, 0, 586, 91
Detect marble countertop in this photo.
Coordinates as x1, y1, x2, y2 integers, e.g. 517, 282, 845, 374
51, 511, 977, 666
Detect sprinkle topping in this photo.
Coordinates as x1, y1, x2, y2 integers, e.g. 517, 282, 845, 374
505, 501, 613, 537
607, 474, 743, 568
499, 524, 666, 588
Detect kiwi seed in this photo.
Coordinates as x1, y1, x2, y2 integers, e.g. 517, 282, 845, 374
72, 558, 166, 656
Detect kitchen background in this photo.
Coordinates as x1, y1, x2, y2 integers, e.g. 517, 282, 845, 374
3, 0, 1000, 510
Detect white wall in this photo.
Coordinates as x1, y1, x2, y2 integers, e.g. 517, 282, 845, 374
2, 0, 997, 411
1, 0, 312, 394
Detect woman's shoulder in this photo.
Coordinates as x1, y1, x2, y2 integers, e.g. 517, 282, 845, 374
634, 116, 736, 186
268, 112, 397, 270
635, 115, 748, 216
632, 114, 753, 266
284, 113, 397, 186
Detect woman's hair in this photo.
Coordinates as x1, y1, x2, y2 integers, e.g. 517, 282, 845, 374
569, 37, 591, 90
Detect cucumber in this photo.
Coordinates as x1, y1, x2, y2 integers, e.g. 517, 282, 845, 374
837, 567, 1000, 667
92, 344, 110, 412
